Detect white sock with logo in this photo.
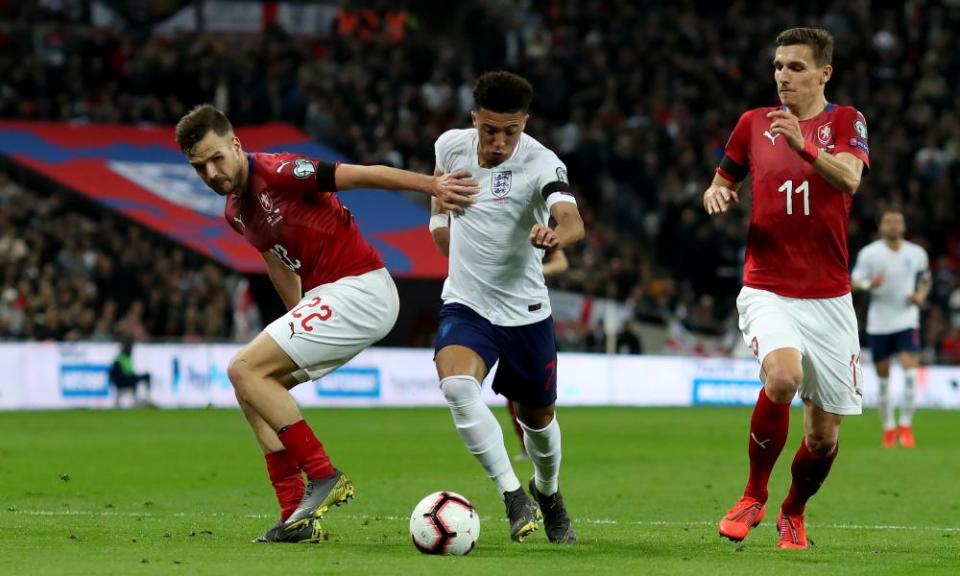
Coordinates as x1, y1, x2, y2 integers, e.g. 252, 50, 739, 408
878, 377, 895, 430
520, 417, 562, 496
440, 375, 520, 495
901, 368, 917, 427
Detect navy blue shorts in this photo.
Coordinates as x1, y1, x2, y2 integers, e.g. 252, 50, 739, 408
868, 328, 921, 363
434, 303, 558, 407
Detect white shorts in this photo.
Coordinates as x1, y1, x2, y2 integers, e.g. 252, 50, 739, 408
265, 268, 399, 383
737, 286, 863, 415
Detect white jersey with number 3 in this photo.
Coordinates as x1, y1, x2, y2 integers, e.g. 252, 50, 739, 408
851, 240, 929, 334
434, 128, 576, 326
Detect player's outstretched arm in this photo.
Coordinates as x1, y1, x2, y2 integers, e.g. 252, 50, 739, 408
531, 203, 584, 250
428, 195, 450, 257
334, 164, 478, 214
703, 173, 741, 216
263, 250, 302, 311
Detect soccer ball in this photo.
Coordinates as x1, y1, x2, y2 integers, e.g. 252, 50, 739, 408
409, 491, 480, 556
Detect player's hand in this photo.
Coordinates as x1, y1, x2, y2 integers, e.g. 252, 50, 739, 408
906, 293, 924, 306
432, 170, 478, 214
703, 184, 739, 215
766, 109, 804, 151
530, 224, 560, 250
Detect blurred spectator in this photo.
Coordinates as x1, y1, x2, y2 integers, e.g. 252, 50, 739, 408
0, 170, 236, 341
109, 336, 153, 408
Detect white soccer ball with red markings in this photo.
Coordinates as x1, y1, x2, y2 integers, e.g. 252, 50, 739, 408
409, 491, 480, 556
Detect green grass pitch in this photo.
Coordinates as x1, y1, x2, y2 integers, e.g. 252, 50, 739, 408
1, 407, 957, 575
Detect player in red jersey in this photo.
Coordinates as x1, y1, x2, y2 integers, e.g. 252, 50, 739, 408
175, 104, 477, 543
703, 28, 870, 549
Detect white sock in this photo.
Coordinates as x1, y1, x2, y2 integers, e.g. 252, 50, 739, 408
440, 376, 520, 495
878, 377, 895, 430
900, 368, 917, 427
520, 417, 562, 496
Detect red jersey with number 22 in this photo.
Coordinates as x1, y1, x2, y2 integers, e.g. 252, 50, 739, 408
224, 153, 384, 291
718, 103, 870, 298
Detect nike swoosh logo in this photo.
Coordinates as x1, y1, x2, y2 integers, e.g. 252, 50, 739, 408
276, 160, 292, 173
751, 433, 770, 449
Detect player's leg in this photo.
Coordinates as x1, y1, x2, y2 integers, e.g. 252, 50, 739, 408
228, 332, 346, 535
228, 332, 335, 484
234, 373, 305, 527
259, 269, 399, 537
777, 401, 841, 549
719, 347, 799, 541
870, 332, 897, 446
719, 287, 802, 542
897, 340, 921, 448
435, 345, 524, 491
499, 316, 574, 543
506, 400, 528, 460
515, 402, 559, 496
515, 401, 576, 544
776, 291, 863, 549
434, 304, 536, 541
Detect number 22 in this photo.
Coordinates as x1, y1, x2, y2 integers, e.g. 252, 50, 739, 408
778, 179, 810, 216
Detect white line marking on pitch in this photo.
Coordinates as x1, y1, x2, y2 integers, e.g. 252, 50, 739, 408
5, 509, 959, 533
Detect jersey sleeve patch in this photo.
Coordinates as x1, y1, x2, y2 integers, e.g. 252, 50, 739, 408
833, 108, 870, 174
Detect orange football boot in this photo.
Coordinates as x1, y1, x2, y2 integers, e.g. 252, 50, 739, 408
898, 425, 915, 449
776, 510, 809, 549
718, 496, 766, 541
882, 428, 898, 448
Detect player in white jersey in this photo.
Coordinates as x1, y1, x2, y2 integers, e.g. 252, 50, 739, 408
431, 212, 568, 461
430, 71, 584, 543
852, 208, 930, 447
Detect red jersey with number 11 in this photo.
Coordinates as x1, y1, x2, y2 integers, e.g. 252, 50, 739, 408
224, 153, 384, 291
717, 103, 870, 298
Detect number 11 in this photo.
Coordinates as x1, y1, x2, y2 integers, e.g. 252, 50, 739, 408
778, 180, 810, 215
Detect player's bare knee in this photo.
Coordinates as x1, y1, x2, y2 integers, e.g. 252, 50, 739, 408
227, 356, 256, 397
516, 403, 555, 429
764, 367, 801, 402
805, 433, 838, 458
875, 360, 891, 378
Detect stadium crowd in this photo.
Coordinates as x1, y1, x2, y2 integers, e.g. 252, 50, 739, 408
1, 1, 958, 362
0, 169, 236, 341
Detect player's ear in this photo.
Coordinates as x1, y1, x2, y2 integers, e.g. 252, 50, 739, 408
470, 111, 478, 128
821, 64, 832, 85
231, 135, 242, 154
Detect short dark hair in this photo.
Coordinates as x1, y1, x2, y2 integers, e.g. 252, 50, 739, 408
473, 71, 534, 113
879, 205, 904, 220
175, 104, 234, 152
776, 27, 834, 68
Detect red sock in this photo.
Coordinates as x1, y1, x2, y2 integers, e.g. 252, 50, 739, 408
743, 388, 790, 503
781, 439, 838, 516
265, 450, 305, 521
277, 420, 336, 481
